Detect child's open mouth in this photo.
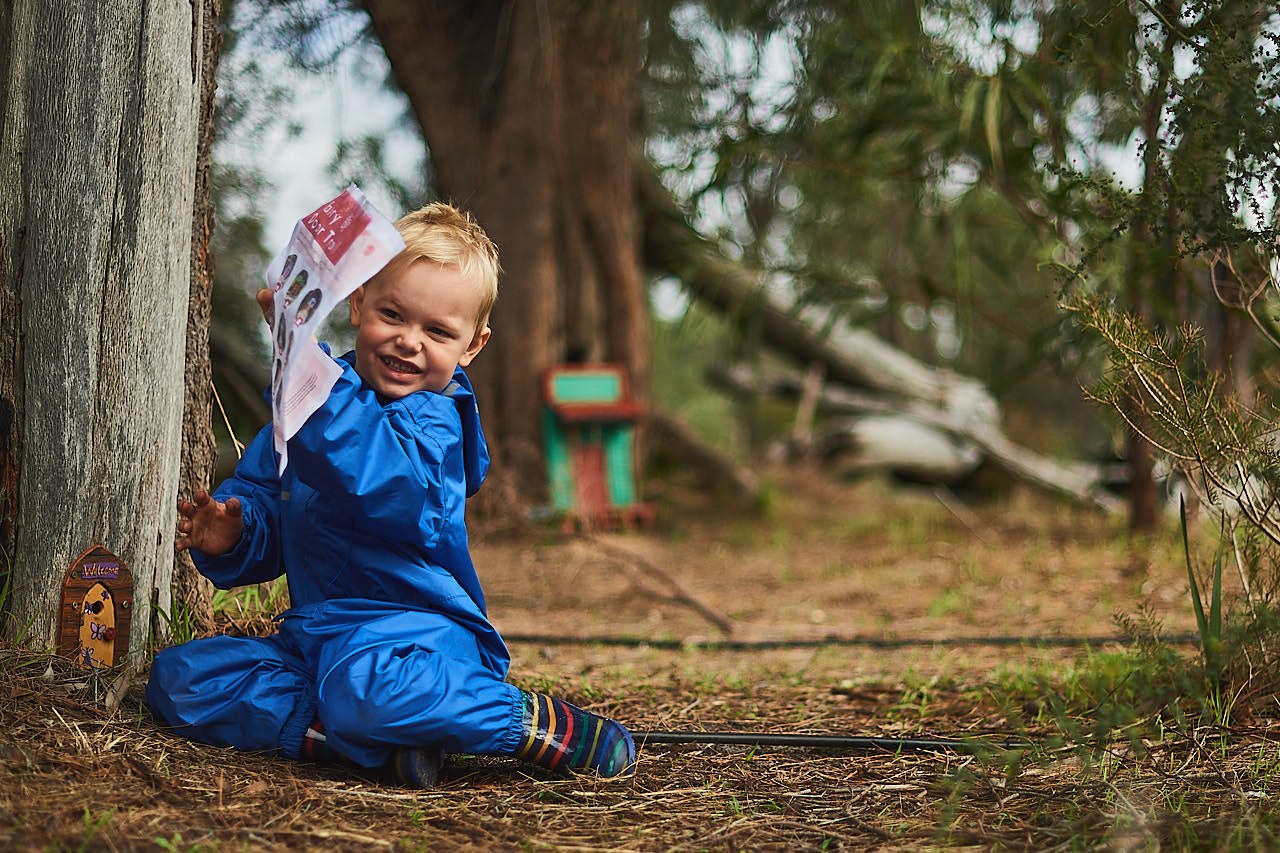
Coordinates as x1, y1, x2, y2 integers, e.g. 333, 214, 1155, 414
380, 355, 421, 375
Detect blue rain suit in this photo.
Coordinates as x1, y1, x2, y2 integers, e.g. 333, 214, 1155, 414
146, 351, 524, 768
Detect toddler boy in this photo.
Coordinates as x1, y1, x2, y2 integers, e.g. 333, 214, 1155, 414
146, 203, 635, 786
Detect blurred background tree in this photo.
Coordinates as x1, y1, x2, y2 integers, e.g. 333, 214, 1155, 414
206, 0, 1279, 528
1064, 1, 1280, 702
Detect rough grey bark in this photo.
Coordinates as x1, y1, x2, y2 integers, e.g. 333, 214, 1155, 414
0, 2, 209, 658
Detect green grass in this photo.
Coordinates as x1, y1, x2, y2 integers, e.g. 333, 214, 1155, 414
927, 587, 965, 618
210, 577, 289, 617
75, 808, 113, 853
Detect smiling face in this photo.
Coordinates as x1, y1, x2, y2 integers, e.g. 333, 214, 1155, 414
348, 259, 491, 399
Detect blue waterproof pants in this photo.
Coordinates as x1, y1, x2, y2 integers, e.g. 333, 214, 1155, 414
146, 600, 525, 768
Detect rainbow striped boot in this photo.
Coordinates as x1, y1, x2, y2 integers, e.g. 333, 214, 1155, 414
512, 691, 636, 778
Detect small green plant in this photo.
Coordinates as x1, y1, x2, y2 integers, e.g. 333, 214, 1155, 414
886, 513, 934, 549
927, 588, 964, 618
76, 807, 113, 852
516, 673, 565, 697
154, 833, 215, 853
1181, 498, 1224, 698
752, 478, 779, 514
151, 601, 201, 649
210, 577, 290, 617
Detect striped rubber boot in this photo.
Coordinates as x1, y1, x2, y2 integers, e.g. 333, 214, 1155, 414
512, 691, 636, 778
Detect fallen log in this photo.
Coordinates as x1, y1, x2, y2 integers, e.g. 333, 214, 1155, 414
813, 415, 983, 483
709, 361, 1122, 512
641, 169, 999, 427
640, 169, 1120, 512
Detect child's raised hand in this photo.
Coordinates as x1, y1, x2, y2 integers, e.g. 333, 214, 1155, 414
256, 288, 274, 328
176, 490, 244, 556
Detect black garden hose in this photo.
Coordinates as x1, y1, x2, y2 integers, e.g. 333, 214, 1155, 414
504, 633, 1198, 650
633, 730, 1031, 753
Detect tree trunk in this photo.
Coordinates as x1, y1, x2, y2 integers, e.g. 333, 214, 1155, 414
176, 0, 224, 637
0, 2, 210, 658
1121, 1, 1180, 534
363, 0, 649, 505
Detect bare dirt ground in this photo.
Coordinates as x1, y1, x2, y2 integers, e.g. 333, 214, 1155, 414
3, 469, 1273, 851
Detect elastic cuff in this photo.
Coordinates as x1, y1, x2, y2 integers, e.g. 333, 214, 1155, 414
279, 694, 319, 761
495, 683, 528, 755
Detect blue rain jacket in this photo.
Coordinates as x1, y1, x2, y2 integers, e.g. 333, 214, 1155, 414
147, 351, 523, 767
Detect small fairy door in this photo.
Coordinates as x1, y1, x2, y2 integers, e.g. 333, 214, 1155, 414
77, 583, 117, 667
58, 545, 133, 668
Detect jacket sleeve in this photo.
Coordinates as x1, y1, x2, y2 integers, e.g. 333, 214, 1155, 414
191, 424, 287, 589
286, 358, 456, 547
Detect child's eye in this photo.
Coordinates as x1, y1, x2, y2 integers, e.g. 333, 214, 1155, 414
379, 308, 401, 321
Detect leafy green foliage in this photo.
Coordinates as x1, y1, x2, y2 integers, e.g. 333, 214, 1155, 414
1067, 294, 1280, 530
1059, 277, 1280, 788
1047, 0, 1280, 750
650, 301, 747, 458
643, 2, 1135, 456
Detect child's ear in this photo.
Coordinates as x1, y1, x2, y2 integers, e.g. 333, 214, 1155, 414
458, 325, 491, 367
348, 286, 366, 327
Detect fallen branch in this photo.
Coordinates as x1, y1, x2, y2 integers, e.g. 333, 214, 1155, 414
640, 169, 1120, 513
709, 361, 1122, 513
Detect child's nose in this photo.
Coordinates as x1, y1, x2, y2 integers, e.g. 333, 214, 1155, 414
396, 331, 423, 352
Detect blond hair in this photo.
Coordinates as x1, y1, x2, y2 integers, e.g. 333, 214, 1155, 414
371, 202, 501, 338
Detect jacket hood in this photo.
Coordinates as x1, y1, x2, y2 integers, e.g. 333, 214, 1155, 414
443, 367, 490, 497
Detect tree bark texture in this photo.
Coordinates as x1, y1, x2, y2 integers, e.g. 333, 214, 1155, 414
0, 2, 209, 657
175, 0, 223, 637
363, 0, 649, 502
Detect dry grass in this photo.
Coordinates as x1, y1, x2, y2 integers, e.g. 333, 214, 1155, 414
5, 471, 1280, 850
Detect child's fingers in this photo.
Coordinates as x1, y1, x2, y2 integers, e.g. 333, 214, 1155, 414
174, 491, 242, 556
175, 513, 192, 551
256, 289, 273, 327
177, 489, 212, 519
